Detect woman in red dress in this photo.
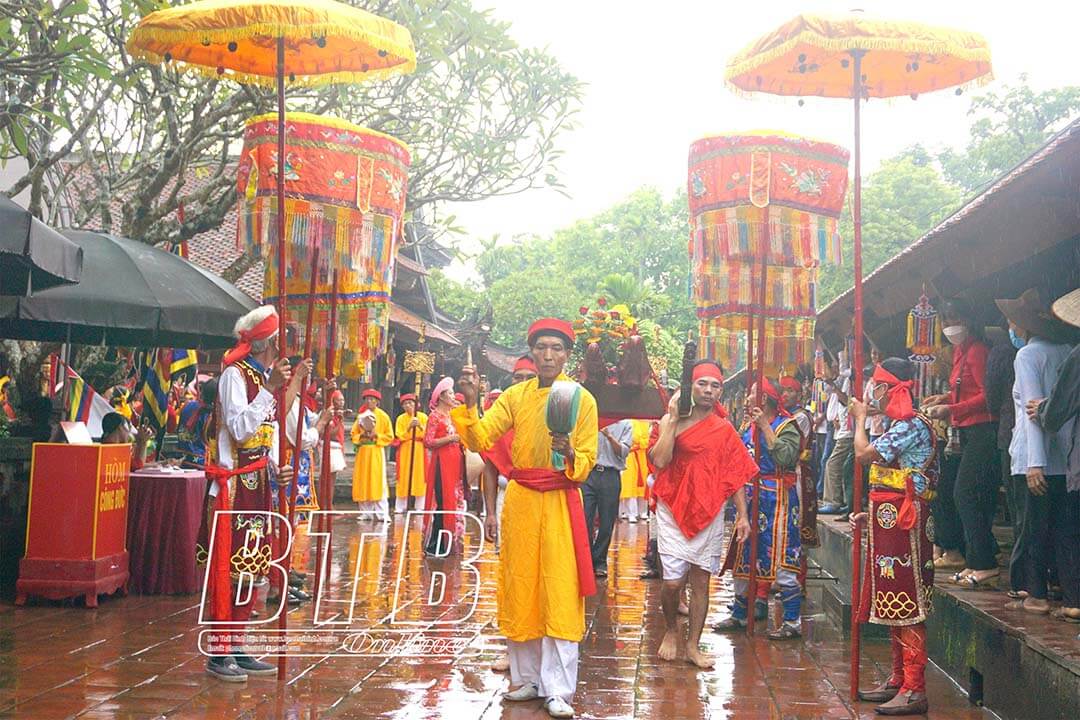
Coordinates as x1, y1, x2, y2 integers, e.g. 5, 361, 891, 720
424, 377, 466, 555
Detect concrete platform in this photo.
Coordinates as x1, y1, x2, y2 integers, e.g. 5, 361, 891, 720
810, 517, 1080, 720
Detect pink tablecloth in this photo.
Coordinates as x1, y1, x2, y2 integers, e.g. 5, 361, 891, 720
126, 468, 206, 595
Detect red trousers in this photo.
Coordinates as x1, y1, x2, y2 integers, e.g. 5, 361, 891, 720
888, 623, 927, 693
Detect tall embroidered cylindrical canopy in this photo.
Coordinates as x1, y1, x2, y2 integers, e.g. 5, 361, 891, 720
238, 112, 410, 378
688, 132, 849, 373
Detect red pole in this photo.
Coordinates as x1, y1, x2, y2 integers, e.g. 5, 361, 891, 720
275, 35, 289, 680
746, 222, 768, 637
287, 247, 320, 527
849, 49, 866, 701
313, 271, 340, 603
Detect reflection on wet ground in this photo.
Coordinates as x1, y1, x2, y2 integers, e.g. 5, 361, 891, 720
0, 514, 997, 718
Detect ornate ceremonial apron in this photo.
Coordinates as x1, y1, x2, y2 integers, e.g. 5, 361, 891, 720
732, 416, 801, 581
860, 415, 938, 626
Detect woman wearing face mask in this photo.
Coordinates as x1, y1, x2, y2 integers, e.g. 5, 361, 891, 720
922, 298, 1000, 587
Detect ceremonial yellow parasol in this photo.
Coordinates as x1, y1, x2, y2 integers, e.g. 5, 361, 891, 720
726, 12, 990, 697
128, 0, 415, 677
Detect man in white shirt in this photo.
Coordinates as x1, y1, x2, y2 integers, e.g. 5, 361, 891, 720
202, 306, 294, 682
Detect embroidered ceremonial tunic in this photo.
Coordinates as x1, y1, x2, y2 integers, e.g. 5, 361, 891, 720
451, 374, 597, 643
861, 415, 938, 626
733, 416, 801, 581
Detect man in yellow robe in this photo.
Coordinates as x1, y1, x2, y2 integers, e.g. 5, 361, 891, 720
619, 419, 651, 522
351, 388, 393, 521
394, 392, 428, 513
454, 318, 597, 719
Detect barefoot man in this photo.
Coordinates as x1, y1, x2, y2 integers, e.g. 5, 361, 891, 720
648, 360, 756, 668
453, 319, 597, 719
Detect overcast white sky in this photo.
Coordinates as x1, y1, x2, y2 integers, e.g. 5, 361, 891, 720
442, 0, 1078, 278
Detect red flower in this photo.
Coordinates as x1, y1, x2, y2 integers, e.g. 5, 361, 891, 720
610, 311, 621, 320
597, 297, 607, 307
579, 306, 589, 315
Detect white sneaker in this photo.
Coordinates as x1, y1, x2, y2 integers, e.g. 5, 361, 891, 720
505, 682, 539, 701
544, 697, 575, 717
628, 515, 638, 524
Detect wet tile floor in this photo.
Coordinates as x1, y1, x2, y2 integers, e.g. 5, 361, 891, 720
0, 515, 998, 719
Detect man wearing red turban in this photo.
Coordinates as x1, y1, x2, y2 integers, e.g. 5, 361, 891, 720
849, 358, 938, 716
453, 319, 596, 719
200, 306, 295, 682
649, 360, 756, 669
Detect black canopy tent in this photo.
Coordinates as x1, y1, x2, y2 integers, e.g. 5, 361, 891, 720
0, 197, 83, 295
0, 230, 256, 349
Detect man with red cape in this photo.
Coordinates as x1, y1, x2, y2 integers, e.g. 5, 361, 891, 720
648, 359, 756, 669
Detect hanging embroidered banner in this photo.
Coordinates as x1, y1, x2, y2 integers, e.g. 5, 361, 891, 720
237, 112, 410, 274
239, 113, 410, 379
688, 132, 850, 266
687, 131, 849, 375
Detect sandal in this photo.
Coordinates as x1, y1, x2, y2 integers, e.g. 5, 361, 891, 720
954, 571, 999, 589
1006, 590, 1029, 600
948, 570, 973, 584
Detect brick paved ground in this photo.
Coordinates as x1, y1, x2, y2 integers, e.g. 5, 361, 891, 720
0, 515, 997, 719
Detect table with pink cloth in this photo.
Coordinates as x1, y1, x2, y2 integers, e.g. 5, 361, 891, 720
126, 467, 206, 595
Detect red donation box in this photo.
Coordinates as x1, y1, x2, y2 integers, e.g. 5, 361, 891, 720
16, 443, 131, 607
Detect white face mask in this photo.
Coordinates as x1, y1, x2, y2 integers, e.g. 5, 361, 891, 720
943, 325, 968, 345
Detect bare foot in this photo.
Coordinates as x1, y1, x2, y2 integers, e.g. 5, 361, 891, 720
678, 602, 690, 616
658, 630, 679, 661
686, 646, 714, 669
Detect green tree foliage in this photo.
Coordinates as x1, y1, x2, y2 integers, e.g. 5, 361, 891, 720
426, 268, 483, 322
1, 0, 582, 254
451, 187, 695, 344
816, 146, 963, 306
937, 77, 1080, 192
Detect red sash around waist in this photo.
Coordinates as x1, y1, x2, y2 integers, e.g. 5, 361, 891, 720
510, 468, 596, 598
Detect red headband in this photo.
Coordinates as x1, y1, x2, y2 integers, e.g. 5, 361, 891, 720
527, 318, 575, 347
362, 389, 382, 401
779, 376, 802, 392
222, 312, 279, 367
330, 390, 344, 402
513, 356, 538, 373
872, 365, 915, 420
691, 362, 723, 383
759, 377, 790, 417
399, 393, 416, 403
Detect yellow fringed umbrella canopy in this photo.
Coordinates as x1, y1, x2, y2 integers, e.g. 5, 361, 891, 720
126, 0, 416, 87
726, 13, 991, 98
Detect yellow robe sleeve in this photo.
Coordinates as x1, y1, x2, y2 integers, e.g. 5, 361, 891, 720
395, 411, 429, 441
451, 392, 513, 454
564, 390, 598, 483
394, 413, 411, 442
374, 410, 393, 448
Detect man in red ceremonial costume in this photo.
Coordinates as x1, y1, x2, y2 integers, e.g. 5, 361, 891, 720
481, 355, 537, 674
649, 360, 756, 668
200, 305, 293, 682
455, 320, 597, 719
851, 358, 938, 716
